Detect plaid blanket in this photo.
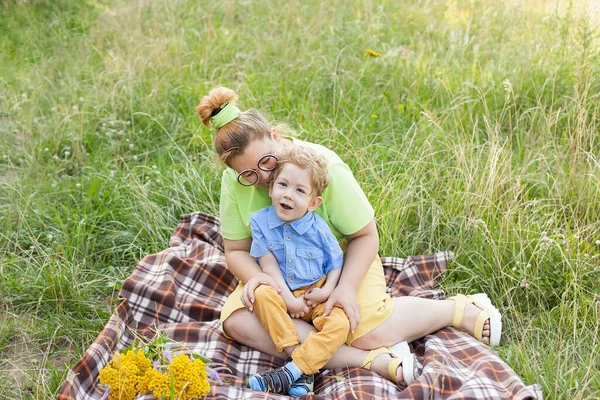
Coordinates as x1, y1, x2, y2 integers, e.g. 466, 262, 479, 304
59, 212, 543, 399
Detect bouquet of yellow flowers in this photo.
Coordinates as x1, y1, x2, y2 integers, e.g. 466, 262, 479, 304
99, 332, 225, 400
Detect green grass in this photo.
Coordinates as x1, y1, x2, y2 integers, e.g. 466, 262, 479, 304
1, 0, 599, 398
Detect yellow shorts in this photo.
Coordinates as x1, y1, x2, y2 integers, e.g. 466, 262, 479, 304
219, 255, 394, 345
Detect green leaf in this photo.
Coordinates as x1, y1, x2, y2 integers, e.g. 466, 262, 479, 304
191, 353, 213, 364
170, 370, 175, 400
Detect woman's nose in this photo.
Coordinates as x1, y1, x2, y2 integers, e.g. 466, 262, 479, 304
257, 169, 272, 183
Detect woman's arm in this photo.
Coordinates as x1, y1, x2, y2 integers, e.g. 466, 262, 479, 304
224, 238, 281, 311
321, 219, 379, 333
223, 238, 262, 283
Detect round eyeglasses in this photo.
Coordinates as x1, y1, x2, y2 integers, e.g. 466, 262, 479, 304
237, 154, 278, 186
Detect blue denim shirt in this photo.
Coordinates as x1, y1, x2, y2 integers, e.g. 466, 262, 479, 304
249, 205, 344, 290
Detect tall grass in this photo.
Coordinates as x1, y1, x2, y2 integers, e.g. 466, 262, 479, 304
1, 0, 599, 398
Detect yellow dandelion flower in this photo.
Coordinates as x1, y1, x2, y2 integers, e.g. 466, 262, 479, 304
133, 348, 152, 371
364, 49, 381, 57
100, 341, 216, 400
371, 114, 378, 119
99, 349, 152, 400
137, 367, 154, 394
147, 368, 170, 399
169, 353, 210, 400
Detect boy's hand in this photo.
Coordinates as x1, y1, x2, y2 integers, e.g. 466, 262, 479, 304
285, 295, 309, 318
241, 273, 281, 313
304, 287, 333, 305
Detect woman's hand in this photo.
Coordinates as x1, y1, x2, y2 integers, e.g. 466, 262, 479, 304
322, 282, 360, 333
241, 273, 281, 313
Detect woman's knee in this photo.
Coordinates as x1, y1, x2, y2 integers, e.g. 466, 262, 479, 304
350, 325, 393, 350
222, 312, 256, 343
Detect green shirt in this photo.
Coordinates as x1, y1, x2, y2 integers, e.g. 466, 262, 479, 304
219, 138, 374, 242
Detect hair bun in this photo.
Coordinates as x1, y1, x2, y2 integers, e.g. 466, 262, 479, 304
197, 87, 239, 128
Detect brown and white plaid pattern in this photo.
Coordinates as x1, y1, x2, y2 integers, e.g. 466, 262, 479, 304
58, 212, 542, 399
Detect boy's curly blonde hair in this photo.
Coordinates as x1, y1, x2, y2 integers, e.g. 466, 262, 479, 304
274, 146, 329, 196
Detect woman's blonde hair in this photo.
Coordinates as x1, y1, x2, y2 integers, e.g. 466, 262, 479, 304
197, 87, 272, 165
274, 146, 330, 197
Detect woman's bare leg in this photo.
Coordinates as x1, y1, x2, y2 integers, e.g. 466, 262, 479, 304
224, 297, 491, 383
223, 309, 285, 357
351, 297, 491, 349
223, 309, 366, 368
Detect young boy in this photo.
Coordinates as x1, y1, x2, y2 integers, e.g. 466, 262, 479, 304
246, 145, 348, 396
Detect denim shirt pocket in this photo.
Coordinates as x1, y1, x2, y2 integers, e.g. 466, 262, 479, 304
296, 247, 325, 280
266, 240, 285, 261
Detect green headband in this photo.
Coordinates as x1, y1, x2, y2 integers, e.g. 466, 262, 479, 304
211, 102, 241, 130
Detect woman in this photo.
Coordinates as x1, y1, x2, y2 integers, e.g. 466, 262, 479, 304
197, 86, 501, 389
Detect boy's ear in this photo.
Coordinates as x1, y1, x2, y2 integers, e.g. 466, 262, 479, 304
308, 195, 322, 212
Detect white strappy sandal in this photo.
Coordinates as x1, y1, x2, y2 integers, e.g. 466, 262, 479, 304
361, 341, 420, 386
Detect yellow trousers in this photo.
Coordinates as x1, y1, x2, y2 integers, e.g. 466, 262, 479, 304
252, 279, 350, 375
221, 255, 394, 345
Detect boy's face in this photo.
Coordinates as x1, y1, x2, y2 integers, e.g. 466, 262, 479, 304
269, 163, 322, 222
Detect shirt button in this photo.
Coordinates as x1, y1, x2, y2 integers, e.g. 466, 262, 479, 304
286, 236, 290, 241
269, 244, 273, 249
285, 223, 290, 228
290, 279, 294, 283
288, 259, 293, 263
308, 252, 312, 257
